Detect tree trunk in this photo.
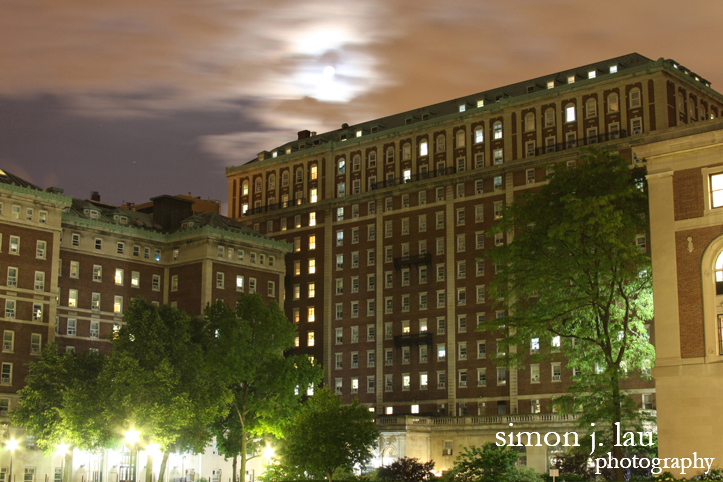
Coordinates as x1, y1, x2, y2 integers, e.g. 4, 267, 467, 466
240, 432, 247, 482
611, 370, 624, 482
64, 452, 72, 482
327, 469, 334, 482
146, 452, 154, 482
232, 456, 237, 482
158, 452, 170, 482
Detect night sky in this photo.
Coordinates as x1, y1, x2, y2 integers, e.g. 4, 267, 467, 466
3, 0, 722, 214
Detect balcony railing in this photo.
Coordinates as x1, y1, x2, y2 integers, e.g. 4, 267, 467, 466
394, 253, 432, 270
244, 198, 307, 216
376, 413, 583, 427
528, 130, 629, 158
372, 166, 458, 191
394, 332, 433, 348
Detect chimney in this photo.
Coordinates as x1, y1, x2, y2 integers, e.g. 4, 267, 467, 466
90, 191, 100, 202
297, 130, 311, 140
341, 123, 349, 129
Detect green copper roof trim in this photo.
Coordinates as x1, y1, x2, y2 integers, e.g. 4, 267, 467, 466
165, 225, 293, 252
62, 213, 291, 251
62, 213, 169, 240
0, 183, 72, 206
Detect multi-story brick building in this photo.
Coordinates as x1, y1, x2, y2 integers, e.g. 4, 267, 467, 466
0, 179, 290, 482
225, 53, 723, 471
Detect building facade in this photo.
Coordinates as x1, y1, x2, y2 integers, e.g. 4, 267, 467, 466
635, 118, 723, 476
226, 53, 723, 471
0, 180, 290, 482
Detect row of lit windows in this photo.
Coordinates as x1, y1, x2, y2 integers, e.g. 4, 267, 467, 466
333, 367, 509, 395
2, 330, 43, 355
216, 245, 275, 267
2, 203, 49, 224
3, 298, 45, 322
67, 233, 161, 261
213, 272, 272, 297
66, 289, 124, 315
4, 267, 46, 292
0, 235, 47, 258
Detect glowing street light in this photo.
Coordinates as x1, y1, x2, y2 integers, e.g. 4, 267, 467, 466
262, 445, 274, 460
7, 438, 19, 482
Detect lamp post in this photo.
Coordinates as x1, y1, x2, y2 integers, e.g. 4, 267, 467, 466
56, 443, 69, 482
7, 438, 18, 482
125, 429, 140, 482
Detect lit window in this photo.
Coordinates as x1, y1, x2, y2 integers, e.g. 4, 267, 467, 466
493, 122, 502, 139
420, 140, 428, 156
565, 104, 576, 123
115, 268, 124, 285
712, 174, 723, 208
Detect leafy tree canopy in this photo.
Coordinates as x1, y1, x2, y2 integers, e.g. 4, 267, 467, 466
204, 294, 322, 482
484, 148, 655, 479
280, 388, 380, 482
377, 457, 435, 482
448, 443, 527, 482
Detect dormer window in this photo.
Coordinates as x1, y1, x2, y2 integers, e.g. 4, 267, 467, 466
356, 130, 362, 138
609, 65, 618, 74
90, 210, 100, 219
120, 216, 128, 225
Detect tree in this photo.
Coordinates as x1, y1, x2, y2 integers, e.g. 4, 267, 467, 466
280, 388, 380, 482
377, 457, 435, 482
448, 443, 522, 482
485, 148, 655, 480
204, 294, 322, 482
102, 299, 230, 482
12, 345, 107, 482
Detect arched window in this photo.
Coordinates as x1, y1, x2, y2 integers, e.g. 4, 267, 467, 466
456, 129, 466, 148
368, 152, 377, 167
419, 140, 428, 157
586, 99, 597, 118
254, 178, 262, 193
629, 88, 641, 108
242, 181, 249, 196
310, 163, 318, 180
493, 122, 503, 140
524, 113, 535, 132
715, 251, 723, 295
689, 95, 697, 121
386, 147, 394, 162
268, 174, 275, 190
545, 109, 555, 127
295, 168, 303, 183
282, 171, 289, 187
565, 103, 576, 123
608, 93, 619, 113
338, 157, 346, 174
475, 127, 484, 143
353, 154, 362, 170
436, 135, 445, 152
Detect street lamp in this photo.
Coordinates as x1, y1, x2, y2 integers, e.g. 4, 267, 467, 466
56, 443, 69, 482
125, 429, 141, 482
262, 445, 274, 460
7, 438, 18, 482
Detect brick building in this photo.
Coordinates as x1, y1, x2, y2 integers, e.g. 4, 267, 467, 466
225, 53, 723, 471
0, 179, 289, 482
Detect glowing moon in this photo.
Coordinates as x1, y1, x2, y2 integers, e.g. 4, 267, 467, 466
323, 66, 336, 78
